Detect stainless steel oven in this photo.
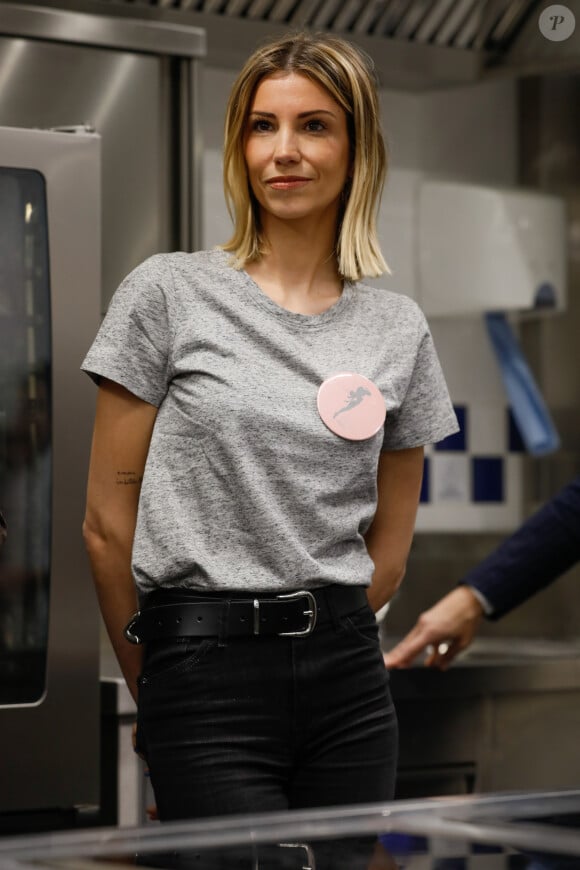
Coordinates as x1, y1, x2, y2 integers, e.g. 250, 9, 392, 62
0, 124, 101, 815
0, 3, 204, 821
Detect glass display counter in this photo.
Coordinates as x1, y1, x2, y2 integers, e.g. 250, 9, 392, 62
0, 790, 579, 869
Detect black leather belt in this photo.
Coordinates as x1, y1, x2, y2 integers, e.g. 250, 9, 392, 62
124, 584, 368, 644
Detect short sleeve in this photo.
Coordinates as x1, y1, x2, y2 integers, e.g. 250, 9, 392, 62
81, 255, 173, 407
382, 310, 458, 451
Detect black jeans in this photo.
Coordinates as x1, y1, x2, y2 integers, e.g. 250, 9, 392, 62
136, 588, 398, 822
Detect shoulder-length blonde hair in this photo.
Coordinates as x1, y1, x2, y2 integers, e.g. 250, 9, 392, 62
219, 31, 390, 282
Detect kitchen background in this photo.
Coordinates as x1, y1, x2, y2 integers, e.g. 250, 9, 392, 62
1, 0, 579, 824
198, 1, 580, 643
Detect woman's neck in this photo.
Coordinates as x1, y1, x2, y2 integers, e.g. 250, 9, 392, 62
249, 212, 342, 303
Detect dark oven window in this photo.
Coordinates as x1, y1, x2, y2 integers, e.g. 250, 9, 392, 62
0, 168, 51, 705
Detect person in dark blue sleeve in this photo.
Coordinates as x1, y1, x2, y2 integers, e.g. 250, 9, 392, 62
384, 476, 580, 670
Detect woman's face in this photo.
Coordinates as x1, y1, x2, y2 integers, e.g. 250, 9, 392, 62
244, 72, 351, 229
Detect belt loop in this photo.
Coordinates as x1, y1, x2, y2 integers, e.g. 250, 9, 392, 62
323, 585, 342, 631
218, 599, 230, 648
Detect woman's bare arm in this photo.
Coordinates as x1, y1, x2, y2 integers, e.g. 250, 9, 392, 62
83, 379, 158, 703
364, 447, 424, 613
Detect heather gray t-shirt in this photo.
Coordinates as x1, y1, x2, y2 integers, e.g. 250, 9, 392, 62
82, 249, 457, 595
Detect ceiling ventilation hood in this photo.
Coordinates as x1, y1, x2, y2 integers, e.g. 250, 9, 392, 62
7, 0, 578, 88
95, 0, 546, 87
137, 0, 538, 49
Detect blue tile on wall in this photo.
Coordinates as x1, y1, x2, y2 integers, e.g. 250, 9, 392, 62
420, 457, 430, 503
472, 457, 504, 502
379, 833, 429, 855
434, 405, 467, 452
507, 408, 526, 452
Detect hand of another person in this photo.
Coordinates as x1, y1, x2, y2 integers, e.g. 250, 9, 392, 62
383, 585, 485, 670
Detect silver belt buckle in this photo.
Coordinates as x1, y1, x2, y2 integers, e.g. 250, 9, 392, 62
123, 611, 142, 645
276, 590, 317, 637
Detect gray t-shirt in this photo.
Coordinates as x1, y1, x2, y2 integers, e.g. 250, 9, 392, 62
82, 249, 457, 595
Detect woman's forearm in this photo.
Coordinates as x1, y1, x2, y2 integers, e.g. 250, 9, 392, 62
83, 526, 142, 703
366, 562, 406, 613
83, 380, 159, 702
364, 448, 424, 613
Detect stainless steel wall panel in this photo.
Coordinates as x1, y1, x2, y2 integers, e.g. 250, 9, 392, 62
0, 36, 170, 308
179, 56, 204, 253
0, 5, 206, 816
0, 3, 205, 58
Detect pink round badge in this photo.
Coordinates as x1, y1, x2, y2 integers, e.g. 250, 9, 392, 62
317, 372, 386, 441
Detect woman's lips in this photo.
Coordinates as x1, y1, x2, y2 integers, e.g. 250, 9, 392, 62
266, 178, 311, 190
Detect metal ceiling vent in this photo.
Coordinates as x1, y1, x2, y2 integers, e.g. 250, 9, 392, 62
100, 0, 541, 53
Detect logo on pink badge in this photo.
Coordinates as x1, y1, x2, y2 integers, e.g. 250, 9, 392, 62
317, 372, 386, 441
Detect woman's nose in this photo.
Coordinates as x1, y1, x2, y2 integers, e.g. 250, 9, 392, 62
273, 127, 300, 163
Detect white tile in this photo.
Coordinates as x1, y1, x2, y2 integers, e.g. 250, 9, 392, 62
416, 500, 523, 533
431, 454, 470, 503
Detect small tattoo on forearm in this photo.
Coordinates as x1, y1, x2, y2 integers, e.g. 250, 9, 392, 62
116, 470, 143, 486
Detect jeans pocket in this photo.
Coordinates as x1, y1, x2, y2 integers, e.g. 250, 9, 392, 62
341, 605, 381, 649
138, 637, 218, 687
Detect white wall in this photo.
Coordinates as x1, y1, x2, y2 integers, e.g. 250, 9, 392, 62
410, 80, 523, 531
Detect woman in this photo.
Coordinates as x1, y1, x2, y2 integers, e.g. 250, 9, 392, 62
82, 31, 458, 822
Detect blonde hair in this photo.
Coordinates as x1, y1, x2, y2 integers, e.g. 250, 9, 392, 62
220, 31, 390, 282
